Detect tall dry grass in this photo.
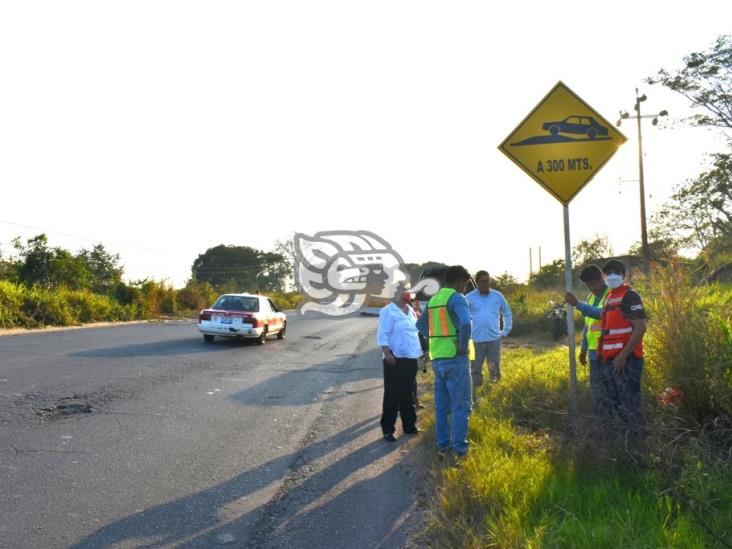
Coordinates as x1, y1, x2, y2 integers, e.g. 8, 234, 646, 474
644, 263, 732, 422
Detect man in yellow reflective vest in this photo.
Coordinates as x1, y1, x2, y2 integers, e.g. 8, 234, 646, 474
416, 265, 473, 457
566, 265, 611, 422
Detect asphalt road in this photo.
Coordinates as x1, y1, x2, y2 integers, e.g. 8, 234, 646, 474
0, 315, 426, 548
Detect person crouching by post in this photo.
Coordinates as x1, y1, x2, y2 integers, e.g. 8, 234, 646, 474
598, 259, 648, 442
565, 265, 611, 426
377, 289, 423, 441
417, 265, 473, 457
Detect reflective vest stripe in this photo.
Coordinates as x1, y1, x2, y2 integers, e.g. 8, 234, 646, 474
438, 307, 449, 336
427, 288, 458, 360
607, 327, 633, 335
602, 343, 625, 350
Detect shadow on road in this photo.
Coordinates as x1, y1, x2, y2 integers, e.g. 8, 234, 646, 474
71, 338, 250, 358
70, 416, 409, 549
227, 351, 382, 407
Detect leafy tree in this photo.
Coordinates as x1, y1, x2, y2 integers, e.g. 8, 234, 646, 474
651, 153, 732, 253
627, 232, 679, 261
647, 34, 732, 130
13, 234, 55, 287
11, 235, 127, 292
50, 248, 91, 289
529, 259, 565, 289
273, 235, 297, 290
256, 251, 292, 293
273, 235, 296, 273
13, 235, 93, 290
491, 271, 520, 293
0, 246, 18, 281
572, 234, 613, 266
191, 244, 289, 293
648, 34, 732, 273
78, 243, 124, 294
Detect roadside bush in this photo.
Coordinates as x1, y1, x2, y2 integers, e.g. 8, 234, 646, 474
21, 286, 75, 327
644, 264, 732, 421
0, 280, 139, 328
131, 279, 178, 317
0, 279, 24, 328
61, 289, 117, 323
269, 291, 303, 311
176, 279, 218, 311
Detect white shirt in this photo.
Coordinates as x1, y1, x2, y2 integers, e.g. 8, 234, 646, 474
376, 303, 423, 359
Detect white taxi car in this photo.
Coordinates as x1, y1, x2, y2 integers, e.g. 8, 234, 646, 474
198, 293, 287, 344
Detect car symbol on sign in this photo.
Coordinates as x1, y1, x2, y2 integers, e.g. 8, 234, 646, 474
542, 116, 609, 139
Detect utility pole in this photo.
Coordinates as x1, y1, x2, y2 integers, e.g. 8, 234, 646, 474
529, 247, 533, 277
617, 90, 668, 274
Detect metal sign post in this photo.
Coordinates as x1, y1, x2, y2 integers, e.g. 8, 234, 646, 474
499, 81, 626, 430
563, 204, 578, 424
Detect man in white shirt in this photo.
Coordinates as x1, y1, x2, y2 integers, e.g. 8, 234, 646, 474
466, 270, 513, 388
376, 291, 423, 441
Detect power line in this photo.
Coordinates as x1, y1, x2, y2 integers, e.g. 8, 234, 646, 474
0, 219, 167, 254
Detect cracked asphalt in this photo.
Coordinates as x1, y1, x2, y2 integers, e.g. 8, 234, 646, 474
0, 315, 427, 548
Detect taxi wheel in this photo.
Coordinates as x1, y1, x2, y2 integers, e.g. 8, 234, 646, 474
277, 322, 286, 340
257, 327, 268, 345
203, 334, 214, 343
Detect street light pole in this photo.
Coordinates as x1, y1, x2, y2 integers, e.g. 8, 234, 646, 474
616, 91, 668, 274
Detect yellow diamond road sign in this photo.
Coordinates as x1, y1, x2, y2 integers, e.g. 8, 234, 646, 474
499, 81, 626, 205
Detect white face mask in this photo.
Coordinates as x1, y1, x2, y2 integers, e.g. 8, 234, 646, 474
605, 273, 624, 289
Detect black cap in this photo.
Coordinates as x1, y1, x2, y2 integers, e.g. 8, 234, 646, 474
445, 265, 470, 284
602, 259, 626, 274
579, 265, 603, 282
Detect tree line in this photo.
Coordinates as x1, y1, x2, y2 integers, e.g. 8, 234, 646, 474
1, 235, 294, 290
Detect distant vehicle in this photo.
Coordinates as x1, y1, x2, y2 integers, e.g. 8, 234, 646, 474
542, 116, 609, 139
198, 293, 286, 344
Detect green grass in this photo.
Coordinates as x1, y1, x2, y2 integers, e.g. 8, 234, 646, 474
421, 341, 731, 548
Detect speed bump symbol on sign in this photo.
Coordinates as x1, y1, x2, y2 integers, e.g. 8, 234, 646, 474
499, 81, 626, 205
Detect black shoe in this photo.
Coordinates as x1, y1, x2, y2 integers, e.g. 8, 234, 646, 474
383, 433, 397, 442
404, 428, 423, 435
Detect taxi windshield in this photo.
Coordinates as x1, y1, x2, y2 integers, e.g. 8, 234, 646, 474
213, 296, 259, 312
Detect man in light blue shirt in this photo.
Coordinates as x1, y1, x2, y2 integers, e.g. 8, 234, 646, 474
466, 270, 512, 387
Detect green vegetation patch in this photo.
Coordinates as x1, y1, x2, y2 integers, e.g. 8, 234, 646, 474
426, 341, 730, 548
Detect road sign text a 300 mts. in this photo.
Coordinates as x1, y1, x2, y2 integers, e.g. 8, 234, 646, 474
499, 81, 626, 204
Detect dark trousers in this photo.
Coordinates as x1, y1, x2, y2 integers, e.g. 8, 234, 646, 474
381, 357, 418, 434
613, 357, 647, 435
597, 357, 647, 441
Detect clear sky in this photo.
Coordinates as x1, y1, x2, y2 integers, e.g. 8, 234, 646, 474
1, 1, 730, 287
